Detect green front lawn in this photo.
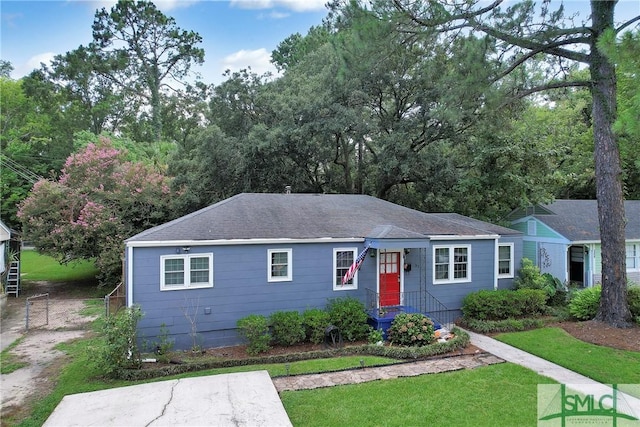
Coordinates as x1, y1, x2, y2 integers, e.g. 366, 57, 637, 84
495, 327, 640, 384
281, 363, 556, 427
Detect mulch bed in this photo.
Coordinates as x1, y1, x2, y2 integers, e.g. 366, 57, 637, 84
195, 320, 639, 363
550, 320, 640, 352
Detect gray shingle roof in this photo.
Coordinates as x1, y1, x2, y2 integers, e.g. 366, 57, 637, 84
532, 200, 640, 241
127, 193, 518, 242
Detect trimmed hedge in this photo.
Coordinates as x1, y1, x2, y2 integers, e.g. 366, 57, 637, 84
462, 317, 545, 334
113, 328, 470, 381
270, 311, 305, 346
303, 308, 331, 345
462, 289, 547, 320
236, 314, 271, 355
326, 297, 371, 342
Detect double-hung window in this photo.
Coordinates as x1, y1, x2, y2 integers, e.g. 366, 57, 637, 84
268, 249, 292, 282
627, 244, 639, 270
433, 245, 471, 284
160, 254, 213, 290
334, 248, 357, 290
497, 243, 514, 278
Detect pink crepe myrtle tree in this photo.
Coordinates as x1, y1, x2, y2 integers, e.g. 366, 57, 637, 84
18, 137, 175, 286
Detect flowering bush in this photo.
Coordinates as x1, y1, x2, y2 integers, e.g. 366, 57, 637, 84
18, 137, 175, 285
387, 313, 435, 346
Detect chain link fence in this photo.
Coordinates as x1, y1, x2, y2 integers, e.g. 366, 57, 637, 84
26, 293, 49, 330
105, 282, 125, 316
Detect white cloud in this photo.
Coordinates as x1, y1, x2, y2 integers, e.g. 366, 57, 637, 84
13, 52, 56, 78
267, 11, 291, 19
73, 0, 198, 13
219, 48, 279, 77
154, 0, 201, 12
230, 0, 326, 12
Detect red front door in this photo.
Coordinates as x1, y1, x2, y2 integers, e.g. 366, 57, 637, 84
379, 251, 400, 306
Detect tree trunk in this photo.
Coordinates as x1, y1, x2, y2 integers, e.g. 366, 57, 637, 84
590, 0, 631, 327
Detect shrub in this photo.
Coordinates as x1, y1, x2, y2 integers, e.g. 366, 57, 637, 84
237, 314, 271, 355
326, 297, 370, 342
368, 328, 384, 344
462, 289, 547, 320
99, 305, 143, 377
514, 258, 547, 291
303, 308, 331, 344
387, 313, 435, 346
270, 311, 306, 346
568, 286, 601, 320
514, 288, 549, 316
628, 285, 640, 318
515, 259, 566, 303
463, 317, 545, 333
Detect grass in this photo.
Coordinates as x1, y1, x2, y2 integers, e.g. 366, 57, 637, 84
495, 327, 640, 384
281, 363, 557, 427
173, 355, 400, 378
0, 337, 29, 374
20, 250, 99, 283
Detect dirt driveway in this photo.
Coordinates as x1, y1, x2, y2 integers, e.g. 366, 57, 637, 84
0, 282, 100, 421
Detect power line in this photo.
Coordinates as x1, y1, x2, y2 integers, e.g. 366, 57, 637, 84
0, 155, 44, 184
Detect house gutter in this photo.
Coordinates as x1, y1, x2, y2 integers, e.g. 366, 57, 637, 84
428, 234, 500, 241
124, 237, 364, 248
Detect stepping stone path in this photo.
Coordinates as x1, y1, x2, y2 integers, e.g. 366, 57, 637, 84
272, 353, 504, 392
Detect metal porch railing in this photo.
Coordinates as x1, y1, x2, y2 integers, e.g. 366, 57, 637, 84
365, 288, 457, 328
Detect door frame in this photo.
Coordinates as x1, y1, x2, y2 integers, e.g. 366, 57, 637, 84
376, 248, 404, 307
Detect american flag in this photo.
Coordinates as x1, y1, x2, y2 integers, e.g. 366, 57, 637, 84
342, 244, 371, 285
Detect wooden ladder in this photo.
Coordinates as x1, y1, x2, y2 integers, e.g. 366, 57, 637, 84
5, 260, 20, 296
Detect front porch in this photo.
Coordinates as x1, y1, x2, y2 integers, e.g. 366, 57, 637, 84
364, 289, 456, 338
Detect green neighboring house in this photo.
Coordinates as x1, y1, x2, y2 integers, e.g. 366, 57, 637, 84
509, 200, 640, 287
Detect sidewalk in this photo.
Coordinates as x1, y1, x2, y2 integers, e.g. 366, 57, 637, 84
467, 330, 640, 418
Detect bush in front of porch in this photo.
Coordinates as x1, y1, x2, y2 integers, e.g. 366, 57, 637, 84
460, 288, 547, 333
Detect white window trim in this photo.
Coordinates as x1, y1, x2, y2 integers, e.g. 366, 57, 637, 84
528, 220, 537, 236
627, 243, 640, 271
333, 247, 358, 291
160, 253, 213, 291
497, 243, 515, 278
268, 248, 293, 282
433, 244, 472, 284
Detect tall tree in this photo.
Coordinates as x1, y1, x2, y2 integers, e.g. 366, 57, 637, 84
91, 0, 204, 141
600, 30, 640, 199
393, 0, 639, 326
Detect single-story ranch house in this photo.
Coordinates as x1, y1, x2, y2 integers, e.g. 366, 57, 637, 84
125, 193, 522, 350
509, 199, 640, 287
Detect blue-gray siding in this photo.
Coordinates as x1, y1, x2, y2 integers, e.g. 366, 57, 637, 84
129, 237, 522, 349
131, 243, 371, 349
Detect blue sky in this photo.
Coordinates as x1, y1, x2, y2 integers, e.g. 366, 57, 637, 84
0, 0, 328, 84
1, 1, 639, 86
